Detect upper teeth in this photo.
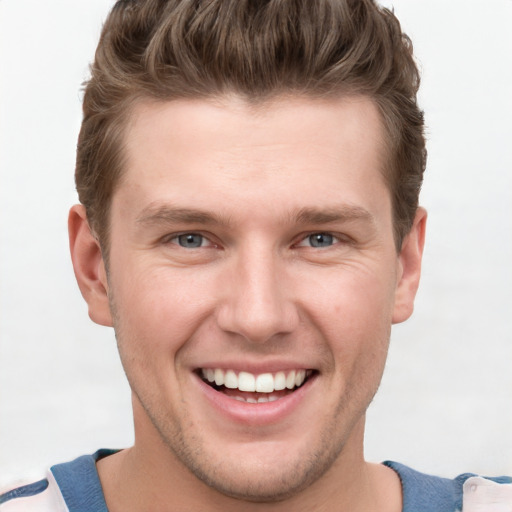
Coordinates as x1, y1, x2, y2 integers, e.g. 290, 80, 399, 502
201, 369, 307, 393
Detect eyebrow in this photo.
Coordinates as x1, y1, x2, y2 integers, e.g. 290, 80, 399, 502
293, 205, 375, 226
136, 203, 375, 228
136, 205, 232, 227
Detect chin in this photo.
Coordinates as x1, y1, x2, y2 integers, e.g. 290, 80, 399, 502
187, 459, 329, 503
165, 426, 347, 503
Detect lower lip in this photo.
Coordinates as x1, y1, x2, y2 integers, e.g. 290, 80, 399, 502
194, 373, 317, 426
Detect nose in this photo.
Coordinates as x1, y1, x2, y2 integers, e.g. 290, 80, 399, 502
216, 246, 300, 344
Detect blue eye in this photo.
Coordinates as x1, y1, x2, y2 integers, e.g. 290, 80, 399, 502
176, 233, 205, 248
308, 233, 334, 248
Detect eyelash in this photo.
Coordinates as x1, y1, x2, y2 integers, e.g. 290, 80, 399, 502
295, 232, 343, 249
164, 231, 347, 250
166, 233, 213, 249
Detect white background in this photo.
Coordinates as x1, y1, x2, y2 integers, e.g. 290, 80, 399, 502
1, 0, 511, 486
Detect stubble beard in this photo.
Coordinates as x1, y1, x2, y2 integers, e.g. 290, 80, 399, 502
138, 393, 351, 503
127, 373, 380, 504
109, 292, 389, 504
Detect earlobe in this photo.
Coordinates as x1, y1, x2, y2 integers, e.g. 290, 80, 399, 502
68, 204, 113, 327
392, 207, 427, 324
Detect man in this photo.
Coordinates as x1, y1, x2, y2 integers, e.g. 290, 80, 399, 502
1, 0, 510, 511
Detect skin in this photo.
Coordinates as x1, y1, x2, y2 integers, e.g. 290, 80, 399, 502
69, 95, 426, 511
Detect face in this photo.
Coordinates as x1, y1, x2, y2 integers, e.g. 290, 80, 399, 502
73, 95, 424, 501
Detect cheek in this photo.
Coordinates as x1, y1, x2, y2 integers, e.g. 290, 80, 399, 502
109, 264, 214, 359
303, 265, 396, 332
300, 265, 395, 378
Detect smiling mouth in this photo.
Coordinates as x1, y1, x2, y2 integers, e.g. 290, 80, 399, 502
199, 368, 315, 403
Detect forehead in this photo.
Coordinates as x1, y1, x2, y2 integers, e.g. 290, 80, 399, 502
116, 95, 390, 226
124, 94, 386, 161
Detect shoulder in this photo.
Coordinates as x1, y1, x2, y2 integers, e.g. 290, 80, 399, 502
384, 461, 512, 512
0, 474, 67, 512
0, 450, 117, 512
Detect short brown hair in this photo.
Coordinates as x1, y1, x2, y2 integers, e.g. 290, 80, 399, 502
76, 0, 426, 254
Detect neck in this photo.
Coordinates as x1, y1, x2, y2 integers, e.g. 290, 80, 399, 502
97, 417, 402, 512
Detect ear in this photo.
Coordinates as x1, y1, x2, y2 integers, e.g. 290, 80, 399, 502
392, 207, 427, 324
68, 204, 113, 327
